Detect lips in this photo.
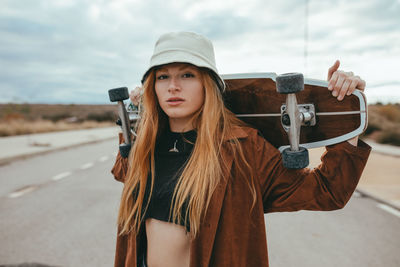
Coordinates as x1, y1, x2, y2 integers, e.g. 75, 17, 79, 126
167, 97, 184, 102
166, 97, 185, 106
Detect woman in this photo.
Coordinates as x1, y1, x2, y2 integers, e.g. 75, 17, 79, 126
112, 31, 371, 267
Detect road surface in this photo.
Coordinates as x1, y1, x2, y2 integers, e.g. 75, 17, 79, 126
0, 140, 399, 266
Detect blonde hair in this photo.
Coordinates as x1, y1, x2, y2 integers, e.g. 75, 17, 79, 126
117, 67, 256, 238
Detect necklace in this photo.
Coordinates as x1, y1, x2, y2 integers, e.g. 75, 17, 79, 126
169, 140, 179, 152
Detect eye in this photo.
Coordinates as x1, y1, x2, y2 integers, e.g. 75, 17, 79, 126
182, 72, 195, 78
156, 74, 168, 80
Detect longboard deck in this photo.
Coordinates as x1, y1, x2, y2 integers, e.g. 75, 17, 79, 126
222, 73, 368, 150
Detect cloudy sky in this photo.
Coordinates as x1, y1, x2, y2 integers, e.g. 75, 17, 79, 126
0, 0, 399, 104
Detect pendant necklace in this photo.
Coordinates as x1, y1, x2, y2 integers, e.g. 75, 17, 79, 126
169, 140, 179, 152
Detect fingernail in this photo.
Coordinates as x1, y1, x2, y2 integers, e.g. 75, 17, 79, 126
332, 91, 337, 97
328, 85, 333, 90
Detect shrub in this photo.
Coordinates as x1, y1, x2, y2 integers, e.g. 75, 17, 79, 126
86, 111, 116, 122
377, 130, 400, 146
2, 113, 25, 121
378, 104, 400, 123
42, 113, 72, 122
364, 122, 381, 135
19, 103, 31, 114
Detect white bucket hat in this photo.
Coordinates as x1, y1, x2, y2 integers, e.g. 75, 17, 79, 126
141, 31, 225, 91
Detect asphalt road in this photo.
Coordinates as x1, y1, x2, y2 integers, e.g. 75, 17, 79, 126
0, 140, 399, 267
0, 139, 122, 267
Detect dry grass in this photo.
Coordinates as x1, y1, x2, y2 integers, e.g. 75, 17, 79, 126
0, 103, 117, 121
363, 104, 400, 146
0, 103, 117, 137
0, 119, 114, 137
376, 104, 400, 123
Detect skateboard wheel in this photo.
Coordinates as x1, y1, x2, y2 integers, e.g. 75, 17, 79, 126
119, 143, 131, 158
276, 73, 304, 94
109, 87, 129, 102
282, 146, 309, 169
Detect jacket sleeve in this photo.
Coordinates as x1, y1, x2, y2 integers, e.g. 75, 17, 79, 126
111, 133, 129, 183
252, 133, 371, 213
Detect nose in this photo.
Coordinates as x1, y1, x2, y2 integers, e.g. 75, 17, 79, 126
168, 76, 181, 93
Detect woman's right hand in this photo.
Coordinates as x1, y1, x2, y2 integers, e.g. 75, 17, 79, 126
130, 86, 143, 107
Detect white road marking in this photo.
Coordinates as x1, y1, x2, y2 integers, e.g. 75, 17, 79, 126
80, 162, 94, 170
52, 171, 72, 181
99, 156, 109, 162
377, 203, 400, 218
8, 186, 37, 198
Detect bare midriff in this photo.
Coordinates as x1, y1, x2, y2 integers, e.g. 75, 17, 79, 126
145, 218, 191, 267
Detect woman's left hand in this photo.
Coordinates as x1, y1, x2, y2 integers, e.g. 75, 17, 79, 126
327, 60, 366, 146
327, 60, 366, 101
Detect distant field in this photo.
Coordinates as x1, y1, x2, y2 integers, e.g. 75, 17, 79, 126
0, 103, 118, 136
363, 103, 400, 146
0, 103, 399, 146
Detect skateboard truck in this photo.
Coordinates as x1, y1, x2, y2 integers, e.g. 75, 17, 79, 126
276, 73, 310, 169
108, 87, 132, 158
280, 104, 316, 128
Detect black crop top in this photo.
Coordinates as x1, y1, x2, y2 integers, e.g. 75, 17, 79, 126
141, 129, 197, 231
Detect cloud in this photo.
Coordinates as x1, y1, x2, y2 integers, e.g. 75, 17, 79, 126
0, 0, 399, 103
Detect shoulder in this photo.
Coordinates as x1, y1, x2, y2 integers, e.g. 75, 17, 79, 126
227, 125, 263, 142
224, 125, 273, 155
228, 125, 278, 158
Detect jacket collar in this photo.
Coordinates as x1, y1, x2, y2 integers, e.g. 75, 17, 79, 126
223, 126, 249, 141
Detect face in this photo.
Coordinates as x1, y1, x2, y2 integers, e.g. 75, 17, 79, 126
154, 63, 205, 132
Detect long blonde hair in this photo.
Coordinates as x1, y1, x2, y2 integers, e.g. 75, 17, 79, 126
117, 67, 256, 238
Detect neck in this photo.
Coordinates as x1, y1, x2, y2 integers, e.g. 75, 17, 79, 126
169, 118, 195, 133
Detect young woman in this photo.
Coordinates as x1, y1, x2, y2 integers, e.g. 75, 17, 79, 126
111, 31, 371, 267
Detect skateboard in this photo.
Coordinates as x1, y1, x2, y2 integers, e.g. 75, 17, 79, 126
222, 72, 367, 168
108, 72, 368, 169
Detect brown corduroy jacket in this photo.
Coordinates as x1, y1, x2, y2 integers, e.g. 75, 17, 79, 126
111, 126, 371, 267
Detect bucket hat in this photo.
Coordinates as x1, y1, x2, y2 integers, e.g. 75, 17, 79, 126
141, 31, 225, 91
